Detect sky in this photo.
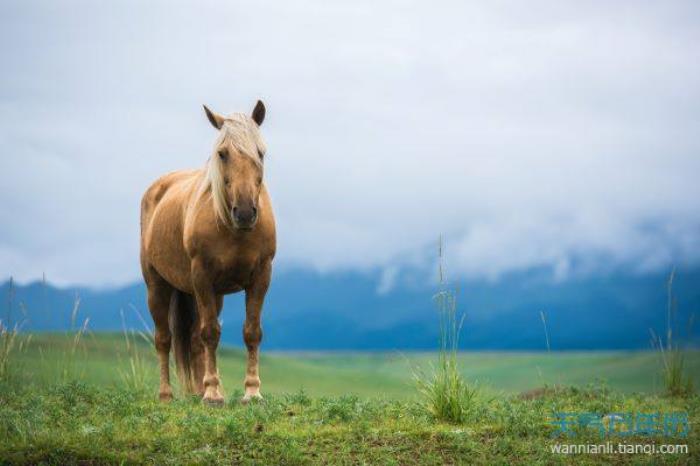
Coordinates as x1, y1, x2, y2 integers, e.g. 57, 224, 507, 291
1, 1, 699, 287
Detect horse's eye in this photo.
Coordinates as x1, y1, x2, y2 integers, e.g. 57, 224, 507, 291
224, 177, 230, 186
218, 149, 228, 161
258, 149, 264, 161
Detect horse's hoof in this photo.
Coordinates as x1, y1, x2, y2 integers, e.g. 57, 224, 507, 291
241, 393, 263, 405
203, 396, 225, 407
159, 392, 173, 403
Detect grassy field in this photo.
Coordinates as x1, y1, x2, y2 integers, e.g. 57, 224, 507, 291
11, 333, 700, 397
1, 333, 699, 464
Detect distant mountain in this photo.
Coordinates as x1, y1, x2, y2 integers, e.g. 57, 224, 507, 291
2, 267, 699, 350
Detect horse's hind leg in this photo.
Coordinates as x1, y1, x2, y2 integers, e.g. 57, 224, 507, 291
242, 260, 271, 403
144, 267, 174, 402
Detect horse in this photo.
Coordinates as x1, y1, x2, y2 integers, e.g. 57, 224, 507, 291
140, 100, 275, 405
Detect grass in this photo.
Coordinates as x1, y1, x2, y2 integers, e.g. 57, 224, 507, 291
1, 334, 699, 464
1, 276, 32, 383
117, 307, 154, 392
0, 320, 31, 382
414, 237, 479, 423
1, 374, 697, 464
8, 333, 700, 397
650, 269, 695, 397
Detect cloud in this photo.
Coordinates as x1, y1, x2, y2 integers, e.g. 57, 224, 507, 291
1, 0, 699, 286
376, 266, 400, 295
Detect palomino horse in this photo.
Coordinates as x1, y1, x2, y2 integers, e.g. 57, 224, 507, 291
140, 101, 275, 405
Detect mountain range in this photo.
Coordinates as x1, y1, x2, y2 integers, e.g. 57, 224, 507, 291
2, 267, 698, 350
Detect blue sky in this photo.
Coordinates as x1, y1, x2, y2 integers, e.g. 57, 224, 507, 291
1, 1, 699, 287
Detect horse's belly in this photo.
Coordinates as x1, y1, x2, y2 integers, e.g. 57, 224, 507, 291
152, 256, 194, 294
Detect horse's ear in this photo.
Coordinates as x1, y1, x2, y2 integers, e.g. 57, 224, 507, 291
252, 100, 266, 126
203, 105, 225, 130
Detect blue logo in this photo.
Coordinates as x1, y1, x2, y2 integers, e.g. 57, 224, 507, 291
550, 412, 689, 438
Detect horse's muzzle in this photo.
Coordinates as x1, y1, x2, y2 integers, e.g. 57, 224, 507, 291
232, 206, 258, 230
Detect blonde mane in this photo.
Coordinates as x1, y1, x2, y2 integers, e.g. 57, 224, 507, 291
198, 113, 266, 227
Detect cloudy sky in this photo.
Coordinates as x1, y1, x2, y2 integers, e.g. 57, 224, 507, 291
1, 1, 699, 287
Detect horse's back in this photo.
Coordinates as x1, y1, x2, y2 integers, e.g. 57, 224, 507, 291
141, 170, 199, 232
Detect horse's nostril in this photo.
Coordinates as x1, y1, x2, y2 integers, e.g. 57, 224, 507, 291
233, 205, 257, 226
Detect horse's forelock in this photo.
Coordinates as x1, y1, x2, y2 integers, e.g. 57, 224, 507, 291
220, 114, 266, 158
198, 114, 265, 228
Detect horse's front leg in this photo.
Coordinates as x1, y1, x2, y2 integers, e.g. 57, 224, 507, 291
242, 259, 271, 403
191, 257, 224, 406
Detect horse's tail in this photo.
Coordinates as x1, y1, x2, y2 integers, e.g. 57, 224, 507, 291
169, 289, 197, 394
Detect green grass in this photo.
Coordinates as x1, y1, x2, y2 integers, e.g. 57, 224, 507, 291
2, 333, 699, 464
414, 270, 478, 424
650, 268, 696, 397
10, 333, 700, 397
2, 372, 698, 464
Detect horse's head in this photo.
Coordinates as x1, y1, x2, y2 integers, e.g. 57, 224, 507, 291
202, 101, 267, 231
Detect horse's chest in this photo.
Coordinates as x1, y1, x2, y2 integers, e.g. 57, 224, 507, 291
210, 251, 259, 294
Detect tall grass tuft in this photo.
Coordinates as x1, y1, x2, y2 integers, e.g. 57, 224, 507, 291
0, 320, 32, 382
59, 293, 90, 382
1, 277, 32, 383
117, 305, 155, 392
414, 237, 477, 424
650, 268, 694, 397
